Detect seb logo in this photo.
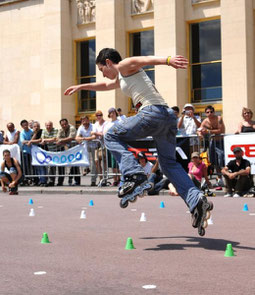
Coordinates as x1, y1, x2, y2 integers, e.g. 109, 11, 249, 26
228, 144, 255, 158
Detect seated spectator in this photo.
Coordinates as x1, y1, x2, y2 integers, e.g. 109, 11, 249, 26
147, 159, 170, 195
56, 118, 80, 186
177, 103, 201, 151
198, 105, 225, 189
222, 147, 252, 198
91, 110, 108, 186
188, 152, 211, 189
3, 123, 20, 145
41, 121, 59, 186
0, 149, 23, 195
235, 107, 255, 133
20, 119, 34, 186
28, 121, 47, 186
117, 108, 126, 121
137, 152, 153, 177
76, 116, 97, 187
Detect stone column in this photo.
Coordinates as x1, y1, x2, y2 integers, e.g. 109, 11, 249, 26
154, 0, 187, 109
95, 0, 127, 116
221, 0, 254, 133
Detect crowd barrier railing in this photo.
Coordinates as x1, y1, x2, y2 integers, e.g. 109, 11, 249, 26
4, 132, 254, 187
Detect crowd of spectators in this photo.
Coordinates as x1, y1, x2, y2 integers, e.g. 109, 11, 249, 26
0, 104, 254, 197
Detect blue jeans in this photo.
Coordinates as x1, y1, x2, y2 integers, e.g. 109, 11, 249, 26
104, 105, 202, 212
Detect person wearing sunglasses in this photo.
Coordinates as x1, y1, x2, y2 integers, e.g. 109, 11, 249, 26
235, 107, 255, 134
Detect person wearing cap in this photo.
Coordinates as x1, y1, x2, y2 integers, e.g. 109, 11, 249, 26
221, 147, 252, 198
177, 103, 201, 151
91, 110, 108, 186
188, 152, 211, 189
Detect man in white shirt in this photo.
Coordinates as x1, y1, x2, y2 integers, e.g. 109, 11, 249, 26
137, 152, 153, 177
3, 123, 20, 145
76, 116, 97, 186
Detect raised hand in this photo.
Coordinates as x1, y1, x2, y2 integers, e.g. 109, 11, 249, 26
64, 85, 81, 96
169, 55, 188, 69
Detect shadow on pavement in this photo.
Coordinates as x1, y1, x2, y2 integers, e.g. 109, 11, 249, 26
141, 236, 255, 252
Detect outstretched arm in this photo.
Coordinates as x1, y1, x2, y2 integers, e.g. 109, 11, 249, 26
64, 79, 120, 96
118, 55, 188, 76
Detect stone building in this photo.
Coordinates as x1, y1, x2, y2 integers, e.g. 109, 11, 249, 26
0, 0, 254, 133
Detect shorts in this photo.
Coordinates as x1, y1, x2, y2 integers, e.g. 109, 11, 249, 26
0, 172, 23, 184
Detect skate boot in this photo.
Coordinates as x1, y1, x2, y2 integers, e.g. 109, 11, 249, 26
191, 195, 213, 236
118, 174, 153, 208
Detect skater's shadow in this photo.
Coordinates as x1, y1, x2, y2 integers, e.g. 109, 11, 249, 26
141, 236, 255, 252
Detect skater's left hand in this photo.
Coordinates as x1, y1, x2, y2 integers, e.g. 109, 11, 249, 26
168, 55, 188, 69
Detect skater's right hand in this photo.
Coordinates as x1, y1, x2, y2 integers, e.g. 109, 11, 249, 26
168, 55, 188, 69
64, 85, 81, 96
2, 186, 7, 193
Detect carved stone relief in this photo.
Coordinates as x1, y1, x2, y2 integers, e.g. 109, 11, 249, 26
131, 0, 153, 14
76, 0, 95, 25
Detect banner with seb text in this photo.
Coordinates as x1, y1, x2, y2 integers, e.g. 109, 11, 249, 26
224, 134, 255, 174
31, 143, 89, 167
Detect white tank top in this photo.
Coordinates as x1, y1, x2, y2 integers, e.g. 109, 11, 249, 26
118, 69, 168, 111
7, 130, 17, 142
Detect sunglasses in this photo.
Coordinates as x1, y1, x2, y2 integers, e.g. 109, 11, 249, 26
96, 114, 102, 117
206, 111, 214, 114
243, 112, 251, 115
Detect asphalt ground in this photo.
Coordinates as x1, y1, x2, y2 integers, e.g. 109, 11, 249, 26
0, 193, 255, 295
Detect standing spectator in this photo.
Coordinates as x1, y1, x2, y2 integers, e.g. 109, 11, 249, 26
105, 108, 120, 186
56, 118, 80, 186
3, 123, 20, 145
177, 103, 201, 151
19, 120, 33, 185
198, 105, 225, 188
222, 147, 252, 198
91, 110, 108, 186
0, 130, 3, 144
171, 106, 180, 118
117, 108, 126, 122
188, 152, 211, 189
41, 121, 60, 186
0, 149, 23, 195
28, 121, 47, 186
28, 120, 34, 130
76, 116, 97, 187
235, 107, 255, 133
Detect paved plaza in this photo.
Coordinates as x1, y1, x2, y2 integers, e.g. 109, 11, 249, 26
0, 193, 255, 295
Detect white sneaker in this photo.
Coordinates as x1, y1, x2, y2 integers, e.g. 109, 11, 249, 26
233, 193, 242, 198
224, 193, 232, 198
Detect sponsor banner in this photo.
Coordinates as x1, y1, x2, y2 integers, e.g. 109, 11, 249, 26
0, 144, 21, 163
31, 143, 89, 167
224, 134, 255, 174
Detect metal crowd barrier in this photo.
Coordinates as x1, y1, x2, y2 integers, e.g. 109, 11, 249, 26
18, 134, 226, 186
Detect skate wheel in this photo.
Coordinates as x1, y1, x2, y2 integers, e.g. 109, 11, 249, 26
129, 196, 137, 203
206, 210, 211, 220
203, 220, 208, 229
120, 200, 128, 209
199, 227, 205, 236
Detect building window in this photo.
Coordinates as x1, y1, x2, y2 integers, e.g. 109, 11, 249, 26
129, 29, 154, 83
190, 19, 222, 103
76, 39, 96, 112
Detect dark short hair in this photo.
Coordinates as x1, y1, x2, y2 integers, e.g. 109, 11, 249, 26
59, 118, 68, 125
171, 106, 180, 113
137, 152, 148, 163
3, 149, 10, 155
81, 116, 89, 121
117, 108, 122, 112
20, 119, 28, 126
96, 48, 122, 65
205, 105, 215, 113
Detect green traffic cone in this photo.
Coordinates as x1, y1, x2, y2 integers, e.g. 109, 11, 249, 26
224, 243, 234, 257
125, 237, 135, 250
41, 232, 50, 244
